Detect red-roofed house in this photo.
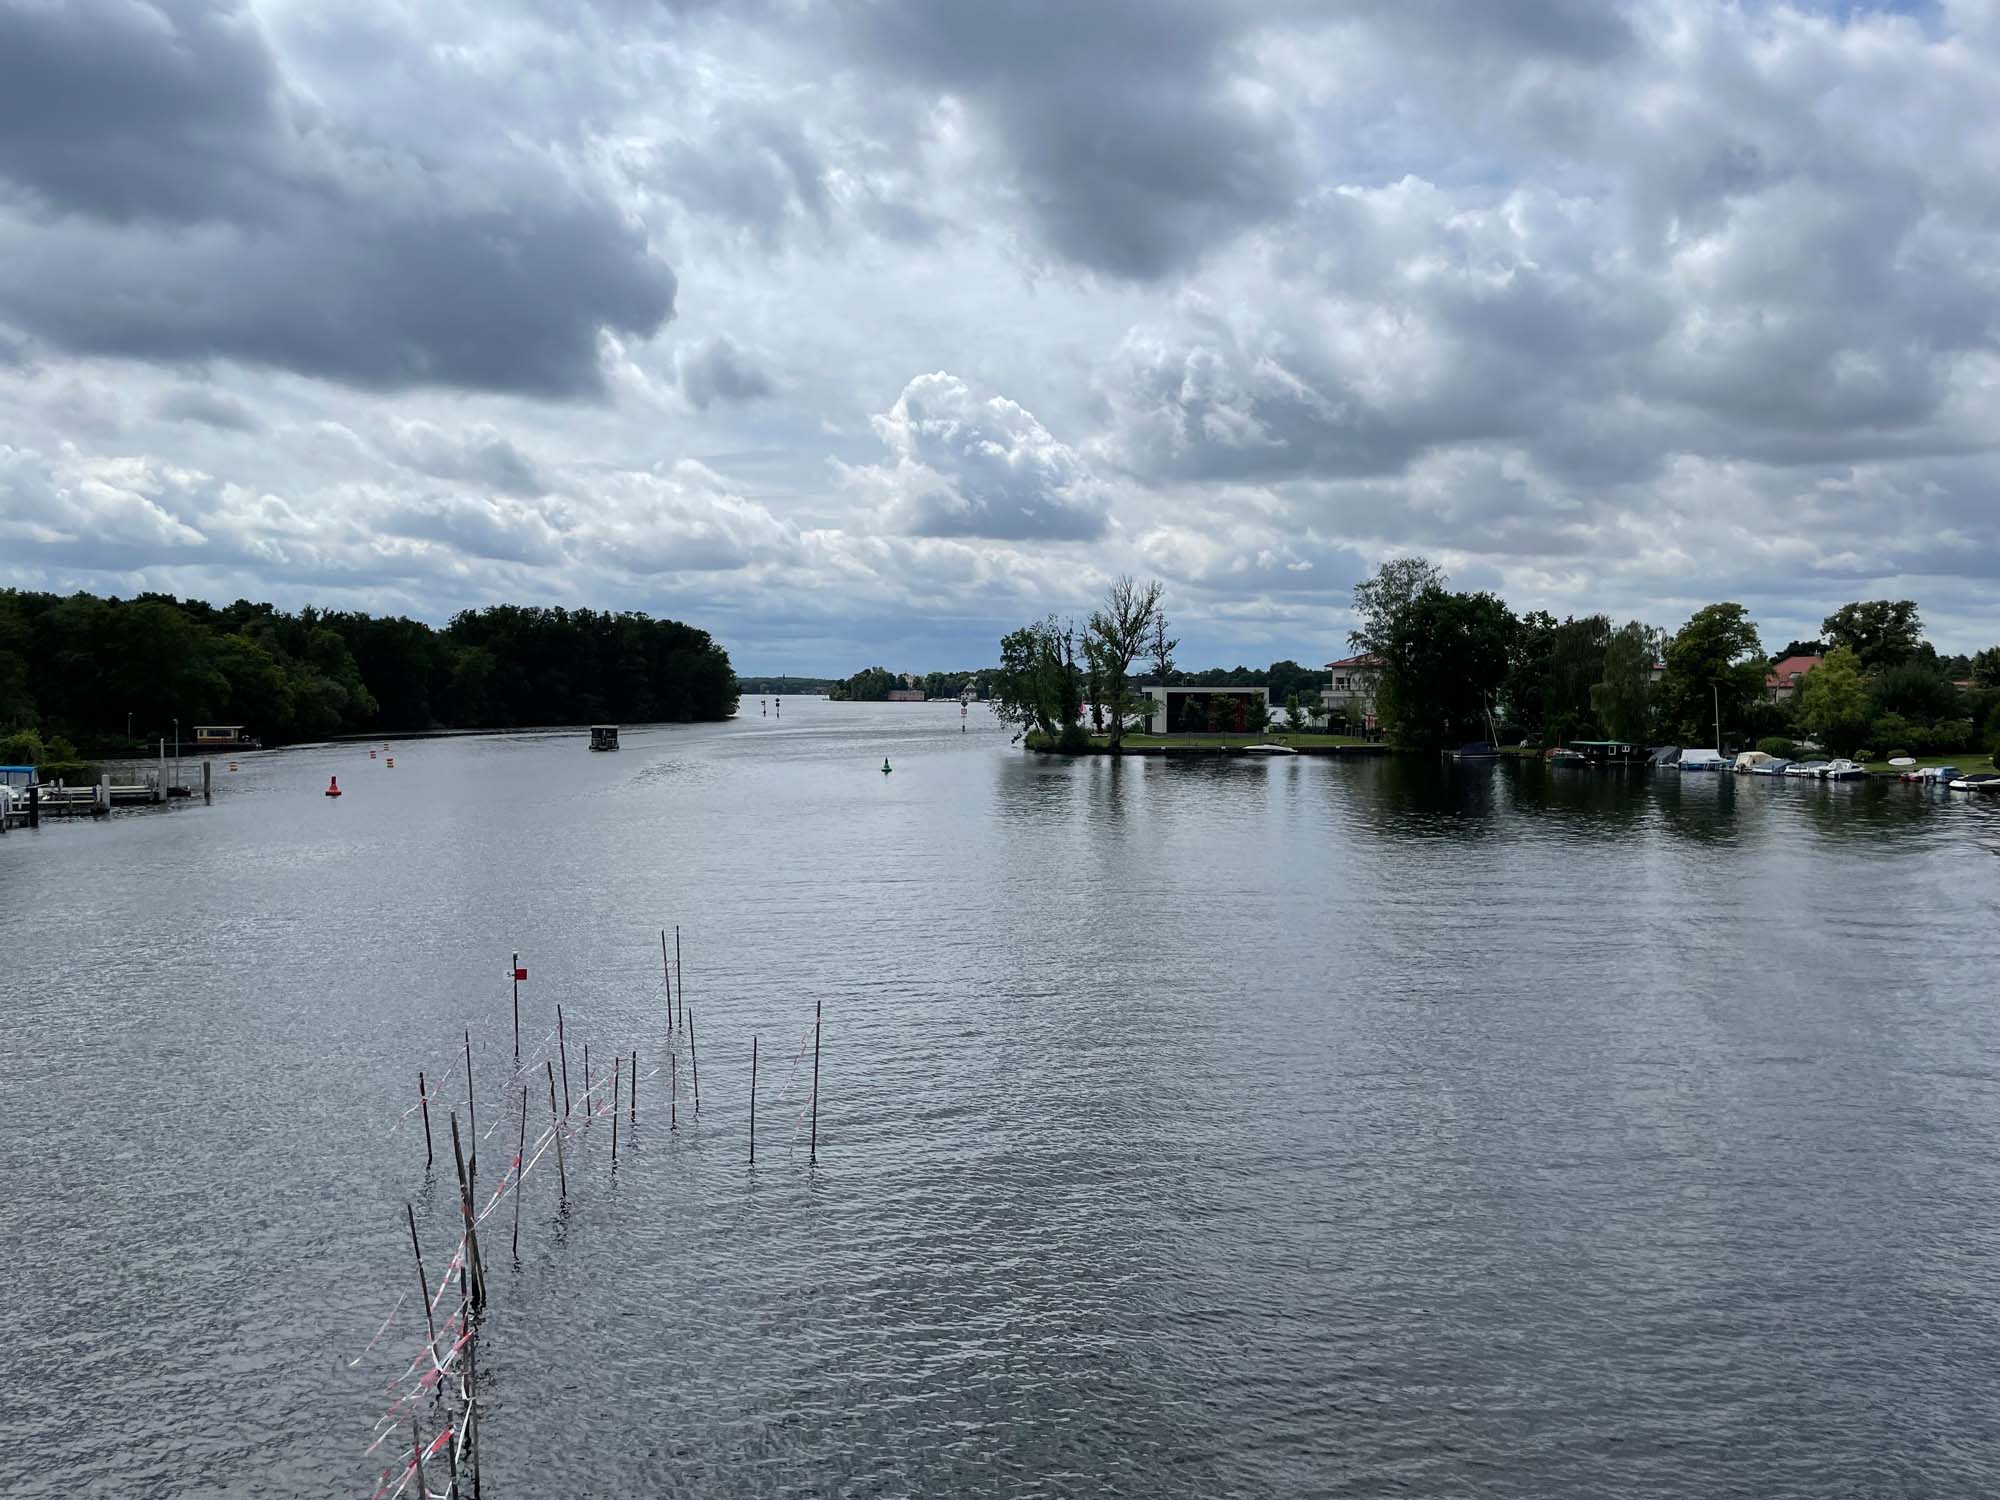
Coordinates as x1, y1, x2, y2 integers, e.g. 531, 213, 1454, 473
1765, 654, 1822, 701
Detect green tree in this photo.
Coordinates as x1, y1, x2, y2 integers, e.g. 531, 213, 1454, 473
1505, 610, 1558, 742
1084, 576, 1165, 751
1870, 659, 1960, 724
991, 619, 1080, 740
1284, 693, 1305, 731
1821, 600, 1926, 671
1356, 565, 1516, 749
1591, 621, 1659, 745
1659, 603, 1765, 747
1797, 647, 1872, 756
1973, 647, 2000, 689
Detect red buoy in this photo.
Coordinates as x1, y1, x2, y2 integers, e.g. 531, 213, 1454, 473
325, 776, 342, 798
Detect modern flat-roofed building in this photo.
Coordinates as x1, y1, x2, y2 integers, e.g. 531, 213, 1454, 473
1142, 685, 1270, 734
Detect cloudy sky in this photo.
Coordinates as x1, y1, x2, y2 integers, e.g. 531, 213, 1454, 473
2, 0, 1995, 672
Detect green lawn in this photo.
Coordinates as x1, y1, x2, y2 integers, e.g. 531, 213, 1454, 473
1861, 752, 1995, 775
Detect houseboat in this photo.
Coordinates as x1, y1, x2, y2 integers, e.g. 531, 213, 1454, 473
589, 725, 620, 752
190, 724, 262, 751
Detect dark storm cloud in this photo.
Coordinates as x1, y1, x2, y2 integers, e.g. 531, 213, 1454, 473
674, 336, 776, 409
841, 0, 1299, 278
0, 0, 675, 395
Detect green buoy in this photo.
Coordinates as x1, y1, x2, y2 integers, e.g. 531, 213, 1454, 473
881, 758, 892, 774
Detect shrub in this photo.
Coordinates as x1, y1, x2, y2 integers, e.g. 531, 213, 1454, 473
1870, 713, 1917, 754
0, 727, 43, 764
1057, 722, 1091, 754
1756, 736, 1798, 759
37, 760, 100, 784
1928, 718, 1976, 753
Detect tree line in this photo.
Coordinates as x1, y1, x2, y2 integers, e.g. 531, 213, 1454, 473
0, 590, 738, 759
1347, 559, 2000, 758
980, 563, 2000, 760
827, 667, 994, 701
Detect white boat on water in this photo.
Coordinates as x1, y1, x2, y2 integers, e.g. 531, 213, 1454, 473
1243, 743, 1298, 756
1948, 774, 2000, 793
1679, 749, 1729, 771
1821, 759, 1868, 780
1785, 761, 1830, 778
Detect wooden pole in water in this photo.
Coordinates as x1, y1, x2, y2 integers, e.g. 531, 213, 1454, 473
689, 1014, 701, 1115
670, 1053, 677, 1131
202, 759, 211, 804
406, 1202, 438, 1355
449, 1113, 486, 1311
545, 1060, 567, 1201
511, 952, 519, 1066
463, 1030, 476, 1190
629, 1050, 637, 1123
750, 1035, 758, 1166
583, 1043, 590, 1112
418, 1071, 434, 1169
512, 1086, 526, 1259
557, 1005, 571, 1117
611, 1054, 621, 1161
26, 783, 37, 829
661, 929, 671, 1030
809, 999, 822, 1167
675, 925, 683, 1032
410, 1415, 428, 1500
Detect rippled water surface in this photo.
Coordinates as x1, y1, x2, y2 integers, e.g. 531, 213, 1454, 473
5, 699, 2000, 1498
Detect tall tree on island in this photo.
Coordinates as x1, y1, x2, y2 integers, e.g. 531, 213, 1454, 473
1797, 647, 1872, 756
990, 617, 1083, 744
1658, 603, 1765, 748
1085, 576, 1166, 752
1349, 557, 1514, 748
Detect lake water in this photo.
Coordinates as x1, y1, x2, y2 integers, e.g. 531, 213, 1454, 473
4, 697, 2000, 1498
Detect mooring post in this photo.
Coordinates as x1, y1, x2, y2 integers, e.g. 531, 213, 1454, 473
690, 1014, 701, 1115
809, 999, 822, 1167
512, 1086, 526, 1260
511, 952, 520, 1067
675, 925, 683, 1032
750, 1035, 758, 1166
583, 1043, 590, 1113
557, 1005, 571, 1117
406, 1202, 439, 1355
661, 929, 672, 1030
419, 1071, 434, 1169
449, 1113, 486, 1311
670, 1053, 677, 1131
545, 1061, 567, 1201
26, 783, 37, 829
611, 1054, 621, 1162
630, 1050, 637, 1124
202, 760, 212, 804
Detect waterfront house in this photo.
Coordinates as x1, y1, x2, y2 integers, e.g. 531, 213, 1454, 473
1765, 654, 1822, 701
1323, 654, 1383, 728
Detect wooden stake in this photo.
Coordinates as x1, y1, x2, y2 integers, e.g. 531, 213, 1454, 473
418, 1071, 434, 1169
410, 1415, 428, 1500
750, 1035, 758, 1166
675, 925, 683, 1032
557, 1005, 571, 1117
463, 1030, 476, 1191
406, 1202, 438, 1355
690, 1013, 701, 1115
512, 1086, 526, 1260
449, 1113, 486, 1311
630, 1050, 637, 1123
545, 1061, 567, 1201
670, 1053, 677, 1131
511, 952, 520, 1066
583, 1043, 590, 1113
611, 1054, 621, 1161
661, 929, 671, 1029
809, 999, 821, 1167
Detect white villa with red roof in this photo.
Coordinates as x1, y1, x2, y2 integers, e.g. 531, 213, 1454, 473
1324, 654, 1383, 726
1765, 653, 1823, 701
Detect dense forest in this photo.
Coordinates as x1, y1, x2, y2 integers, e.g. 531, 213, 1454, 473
0, 590, 737, 756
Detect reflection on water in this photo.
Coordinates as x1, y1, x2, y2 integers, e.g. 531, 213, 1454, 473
3, 700, 1998, 1498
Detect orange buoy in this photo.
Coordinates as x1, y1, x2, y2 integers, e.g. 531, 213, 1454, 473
325, 776, 342, 798
385, 757, 394, 768
227, 761, 237, 772
369, 749, 377, 759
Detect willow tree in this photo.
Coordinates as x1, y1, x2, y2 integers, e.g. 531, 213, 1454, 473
1085, 576, 1166, 751
1591, 621, 1660, 744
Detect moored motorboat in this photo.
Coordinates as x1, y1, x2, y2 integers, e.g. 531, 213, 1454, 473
1948, 773, 2000, 793
1678, 748, 1729, 771
1785, 761, 1829, 778
1243, 743, 1298, 756
1820, 759, 1867, 780
1749, 759, 1791, 775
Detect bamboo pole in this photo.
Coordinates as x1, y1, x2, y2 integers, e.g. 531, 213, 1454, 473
612, 1054, 621, 1162
557, 1005, 571, 1117
406, 1202, 438, 1356
750, 1035, 758, 1166
512, 1086, 526, 1259
511, 952, 520, 1067
689, 1014, 700, 1115
630, 1050, 637, 1123
449, 1113, 486, 1311
809, 999, 821, 1167
419, 1072, 434, 1169
463, 1030, 476, 1191
410, 1415, 428, 1500
675, 925, 683, 1032
545, 1061, 567, 1201
661, 929, 671, 1030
